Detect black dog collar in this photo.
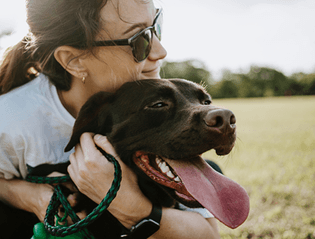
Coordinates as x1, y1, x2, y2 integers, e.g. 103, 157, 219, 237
120, 203, 162, 238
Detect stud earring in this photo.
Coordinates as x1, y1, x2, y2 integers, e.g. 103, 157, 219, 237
82, 76, 86, 84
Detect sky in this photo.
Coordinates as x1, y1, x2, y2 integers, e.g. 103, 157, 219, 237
1, 0, 315, 80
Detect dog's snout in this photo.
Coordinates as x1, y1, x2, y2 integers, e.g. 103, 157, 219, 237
204, 109, 236, 132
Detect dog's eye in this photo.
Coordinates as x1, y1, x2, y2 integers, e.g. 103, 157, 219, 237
203, 100, 211, 105
149, 102, 168, 108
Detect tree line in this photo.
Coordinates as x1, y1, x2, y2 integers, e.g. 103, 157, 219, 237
1, 29, 314, 99
160, 60, 315, 99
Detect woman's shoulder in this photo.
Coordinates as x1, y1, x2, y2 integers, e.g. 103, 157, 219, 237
0, 74, 56, 128
1, 73, 51, 99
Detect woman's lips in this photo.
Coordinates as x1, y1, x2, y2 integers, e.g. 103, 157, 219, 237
142, 67, 160, 74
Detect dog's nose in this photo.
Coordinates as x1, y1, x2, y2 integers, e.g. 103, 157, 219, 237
204, 109, 236, 133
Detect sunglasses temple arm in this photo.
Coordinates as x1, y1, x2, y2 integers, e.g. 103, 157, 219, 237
93, 39, 130, 47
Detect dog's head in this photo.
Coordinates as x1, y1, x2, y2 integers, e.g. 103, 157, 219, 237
65, 79, 249, 228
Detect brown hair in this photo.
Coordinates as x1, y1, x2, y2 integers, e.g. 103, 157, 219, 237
0, 0, 107, 95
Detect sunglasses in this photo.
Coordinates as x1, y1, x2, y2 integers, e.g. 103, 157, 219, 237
93, 8, 163, 63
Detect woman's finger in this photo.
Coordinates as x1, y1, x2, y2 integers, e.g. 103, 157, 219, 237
93, 134, 139, 184
68, 152, 77, 180
94, 134, 119, 159
68, 143, 82, 172
79, 133, 102, 162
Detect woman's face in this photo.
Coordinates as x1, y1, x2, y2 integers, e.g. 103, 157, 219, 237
81, 0, 167, 94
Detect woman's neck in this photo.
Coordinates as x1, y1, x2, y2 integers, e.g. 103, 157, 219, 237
57, 82, 90, 119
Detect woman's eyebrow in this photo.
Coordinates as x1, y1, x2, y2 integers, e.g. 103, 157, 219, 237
122, 9, 158, 36
123, 22, 147, 36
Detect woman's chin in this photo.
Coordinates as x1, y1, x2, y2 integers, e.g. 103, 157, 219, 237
140, 71, 161, 79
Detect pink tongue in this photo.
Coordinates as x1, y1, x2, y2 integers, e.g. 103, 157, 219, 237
167, 157, 250, 229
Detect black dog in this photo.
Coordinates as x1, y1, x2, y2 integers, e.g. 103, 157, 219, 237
65, 79, 249, 237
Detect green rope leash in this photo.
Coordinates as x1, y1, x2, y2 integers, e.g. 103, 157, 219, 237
26, 175, 71, 184
26, 152, 122, 238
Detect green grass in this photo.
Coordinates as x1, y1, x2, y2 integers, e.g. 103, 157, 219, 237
203, 96, 315, 239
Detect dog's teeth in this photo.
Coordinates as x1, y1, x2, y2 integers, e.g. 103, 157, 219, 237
167, 170, 175, 179
174, 176, 181, 182
156, 158, 177, 180
161, 164, 169, 173
160, 162, 169, 173
155, 157, 162, 164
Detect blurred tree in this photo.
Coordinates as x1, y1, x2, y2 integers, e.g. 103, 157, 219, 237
0, 29, 13, 51
160, 60, 314, 98
0, 29, 12, 41
209, 69, 238, 98
211, 79, 238, 99
287, 72, 305, 95
247, 66, 289, 97
289, 72, 315, 95
234, 74, 259, 98
160, 59, 212, 90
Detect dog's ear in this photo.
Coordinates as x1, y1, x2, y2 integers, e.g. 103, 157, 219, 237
64, 91, 114, 152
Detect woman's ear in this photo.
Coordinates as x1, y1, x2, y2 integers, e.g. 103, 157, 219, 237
54, 46, 87, 78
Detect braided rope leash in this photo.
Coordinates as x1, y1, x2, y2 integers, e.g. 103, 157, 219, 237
26, 152, 122, 238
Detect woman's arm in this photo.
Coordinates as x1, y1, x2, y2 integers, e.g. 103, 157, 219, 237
0, 178, 54, 222
150, 209, 220, 239
68, 133, 220, 239
0, 174, 82, 223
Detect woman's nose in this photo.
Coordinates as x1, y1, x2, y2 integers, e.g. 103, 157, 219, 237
148, 35, 167, 61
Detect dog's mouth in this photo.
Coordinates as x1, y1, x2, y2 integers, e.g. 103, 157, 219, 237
133, 152, 197, 204
133, 150, 250, 229
214, 143, 235, 155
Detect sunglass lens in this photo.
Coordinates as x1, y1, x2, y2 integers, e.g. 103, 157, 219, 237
133, 29, 152, 62
154, 23, 162, 41
154, 11, 163, 41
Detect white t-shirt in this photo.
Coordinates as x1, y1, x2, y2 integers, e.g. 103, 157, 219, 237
0, 74, 213, 218
0, 74, 75, 179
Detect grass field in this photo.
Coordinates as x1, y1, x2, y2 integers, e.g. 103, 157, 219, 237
203, 96, 315, 239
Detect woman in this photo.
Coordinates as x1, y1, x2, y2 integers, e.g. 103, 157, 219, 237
0, 0, 220, 238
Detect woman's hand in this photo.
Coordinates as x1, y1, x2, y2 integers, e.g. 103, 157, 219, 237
44, 172, 87, 224
0, 178, 80, 223
67, 133, 152, 228
31, 183, 54, 222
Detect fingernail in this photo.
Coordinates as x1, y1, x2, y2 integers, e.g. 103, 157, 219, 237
94, 134, 102, 140
68, 194, 74, 201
